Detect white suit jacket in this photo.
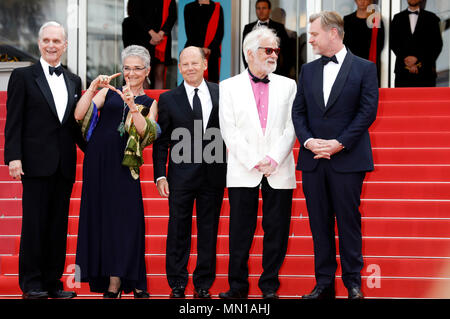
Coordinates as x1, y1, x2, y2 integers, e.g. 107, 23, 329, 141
219, 70, 297, 189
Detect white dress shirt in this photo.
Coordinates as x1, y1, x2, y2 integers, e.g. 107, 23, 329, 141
304, 46, 348, 148
40, 57, 68, 122
323, 46, 347, 106
156, 79, 213, 183
408, 9, 420, 34
183, 79, 213, 133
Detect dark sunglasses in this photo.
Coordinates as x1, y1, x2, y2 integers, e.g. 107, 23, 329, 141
258, 47, 281, 56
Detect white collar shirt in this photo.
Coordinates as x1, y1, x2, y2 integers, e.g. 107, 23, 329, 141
183, 79, 213, 133
408, 9, 420, 34
323, 46, 347, 106
40, 57, 68, 122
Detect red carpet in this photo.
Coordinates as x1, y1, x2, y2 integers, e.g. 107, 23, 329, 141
0, 88, 449, 298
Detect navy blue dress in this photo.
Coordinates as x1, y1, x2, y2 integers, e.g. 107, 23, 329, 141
76, 89, 153, 293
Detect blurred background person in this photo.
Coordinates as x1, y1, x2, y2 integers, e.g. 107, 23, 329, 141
242, 0, 290, 77
184, 0, 224, 83
390, 0, 443, 87
344, 0, 385, 84
122, 0, 177, 89
271, 7, 297, 79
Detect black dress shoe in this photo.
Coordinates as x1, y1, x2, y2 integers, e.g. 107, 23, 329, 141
22, 290, 49, 299
170, 287, 185, 298
194, 288, 211, 299
48, 289, 77, 299
302, 285, 335, 300
133, 289, 150, 299
219, 289, 248, 299
348, 287, 364, 299
103, 290, 122, 299
262, 291, 279, 299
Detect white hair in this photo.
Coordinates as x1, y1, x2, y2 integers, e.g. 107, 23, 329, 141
242, 26, 280, 63
122, 45, 151, 68
38, 21, 66, 40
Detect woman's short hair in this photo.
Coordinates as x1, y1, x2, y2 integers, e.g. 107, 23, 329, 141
38, 21, 66, 40
309, 11, 345, 39
242, 27, 279, 63
121, 45, 151, 68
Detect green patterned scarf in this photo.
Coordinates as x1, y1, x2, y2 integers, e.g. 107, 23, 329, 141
122, 103, 159, 179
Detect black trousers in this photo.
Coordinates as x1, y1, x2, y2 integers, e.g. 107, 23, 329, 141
302, 160, 365, 289
227, 177, 293, 294
19, 170, 73, 293
166, 184, 224, 290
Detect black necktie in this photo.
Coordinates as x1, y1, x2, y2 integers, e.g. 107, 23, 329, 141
248, 69, 270, 84
409, 11, 419, 15
193, 88, 203, 123
49, 65, 63, 76
321, 55, 338, 65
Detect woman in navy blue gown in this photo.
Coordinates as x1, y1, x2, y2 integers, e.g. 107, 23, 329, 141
74, 45, 159, 298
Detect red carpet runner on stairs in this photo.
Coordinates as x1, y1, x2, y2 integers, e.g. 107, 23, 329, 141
0, 88, 449, 298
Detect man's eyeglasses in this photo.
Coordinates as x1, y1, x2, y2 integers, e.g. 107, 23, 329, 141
123, 66, 147, 73
258, 47, 281, 56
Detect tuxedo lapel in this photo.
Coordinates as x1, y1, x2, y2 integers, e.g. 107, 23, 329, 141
402, 11, 413, 36
33, 63, 58, 120
61, 70, 75, 124
325, 50, 353, 112
312, 60, 326, 111
414, 10, 425, 35
173, 82, 194, 119
205, 81, 218, 129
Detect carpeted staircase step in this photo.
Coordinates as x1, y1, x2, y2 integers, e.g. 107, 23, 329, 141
0, 274, 448, 299
376, 101, 450, 116
378, 87, 450, 101
1, 235, 450, 257
2, 216, 449, 238
371, 116, 450, 131
1, 160, 450, 183
37, 146, 450, 165
2, 198, 450, 219
3, 116, 450, 134
64, 146, 450, 165
71, 162, 450, 181
2, 131, 450, 149
2, 255, 449, 280
2, 180, 450, 200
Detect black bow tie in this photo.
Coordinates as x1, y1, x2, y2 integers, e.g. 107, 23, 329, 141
408, 11, 419, 15
258, 22, 268, 27
321, 55, 338, 65
49, 65, 63, 76
248, 69, 270, 84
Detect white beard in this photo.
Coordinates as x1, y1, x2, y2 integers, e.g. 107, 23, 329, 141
258, 58, 277, 75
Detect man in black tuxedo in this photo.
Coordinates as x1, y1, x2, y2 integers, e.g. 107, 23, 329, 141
152, 46, 226, 299
242, 0, 290, 76
390, 0, 443, 87
4, 21, 84, 299
292, 12, 378, 299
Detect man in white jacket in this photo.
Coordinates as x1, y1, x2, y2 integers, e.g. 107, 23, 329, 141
218, 27, 297, 299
